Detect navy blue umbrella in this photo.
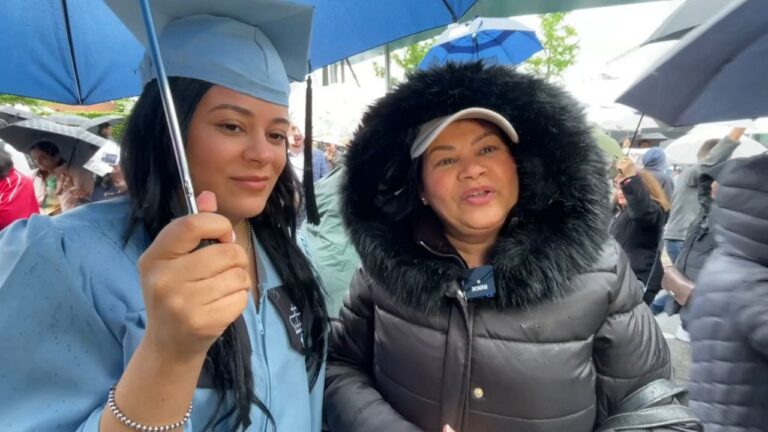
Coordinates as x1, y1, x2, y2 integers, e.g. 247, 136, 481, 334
419, 17, 542, 70
617, 0, 768, 126
0, 0, 476, 105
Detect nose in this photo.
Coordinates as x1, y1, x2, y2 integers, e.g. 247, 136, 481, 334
242, 133, 277, 165
458, 156, 486, 180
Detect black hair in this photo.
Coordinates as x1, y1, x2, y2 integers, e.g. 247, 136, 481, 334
120, 77, 328, 430
0, 147, 13, 178
30, 140, 61, 157
30, 141, 65, 173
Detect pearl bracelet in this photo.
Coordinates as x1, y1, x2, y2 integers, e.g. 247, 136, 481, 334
108, 386, 193, 432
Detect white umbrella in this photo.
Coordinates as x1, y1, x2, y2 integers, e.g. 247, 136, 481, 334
587, 105, 659, 131
664, 124, 768, 165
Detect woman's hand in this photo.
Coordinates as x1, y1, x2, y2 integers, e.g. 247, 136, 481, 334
615, 156, 637, 182
138, 191, 251, 362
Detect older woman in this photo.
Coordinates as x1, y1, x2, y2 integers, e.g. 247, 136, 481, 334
324, 63, 697, 432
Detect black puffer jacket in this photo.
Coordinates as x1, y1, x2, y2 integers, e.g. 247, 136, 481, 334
688, 154, 768, 431
325, 63, 672, 432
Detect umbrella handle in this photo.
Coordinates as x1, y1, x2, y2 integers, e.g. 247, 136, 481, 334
139, 0, 199, 215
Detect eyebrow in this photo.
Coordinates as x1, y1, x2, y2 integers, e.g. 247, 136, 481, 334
209, 104, 290, 126
427, 131, 499, 157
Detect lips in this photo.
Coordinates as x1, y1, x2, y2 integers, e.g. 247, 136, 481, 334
462, 186, 496, 205
231, 175, 270, 191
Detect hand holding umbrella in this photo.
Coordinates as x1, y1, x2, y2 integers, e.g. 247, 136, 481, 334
104, 191, 249, 430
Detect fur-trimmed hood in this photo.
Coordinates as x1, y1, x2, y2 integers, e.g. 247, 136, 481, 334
341, 63, 612, 313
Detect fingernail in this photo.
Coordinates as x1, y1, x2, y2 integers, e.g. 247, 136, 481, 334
232, 231, 237, 243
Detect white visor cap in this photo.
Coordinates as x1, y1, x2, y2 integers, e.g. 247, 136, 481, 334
410, 107, 519, 159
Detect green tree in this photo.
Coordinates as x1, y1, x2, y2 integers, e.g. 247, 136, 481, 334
373, 39, 435, 85
526, 13, 579, 81
0, 94, 44, 107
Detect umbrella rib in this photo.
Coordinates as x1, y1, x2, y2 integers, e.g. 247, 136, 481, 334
441, 0, 459, 22
60, 0, 84, 105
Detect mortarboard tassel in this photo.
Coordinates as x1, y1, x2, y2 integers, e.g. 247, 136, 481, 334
303, 75, 320, 225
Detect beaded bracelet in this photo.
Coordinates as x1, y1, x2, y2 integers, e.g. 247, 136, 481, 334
108, 386, 193, 432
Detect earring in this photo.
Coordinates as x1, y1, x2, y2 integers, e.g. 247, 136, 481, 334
421, 197, 428, 205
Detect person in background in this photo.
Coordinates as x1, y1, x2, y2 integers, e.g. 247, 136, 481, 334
663, 127, 745, 263
0, 147, 39, 230
91, 165, 128, 202
610, 157, 671, 305
288, 123, 328, 184
97, 123, 114, 140
29, 141, 62, 215
29, 141, 94, 213
688, 154, 768, 431
301, 162, 360, 318
642, 147, 674, 202
323, 138, 347, 171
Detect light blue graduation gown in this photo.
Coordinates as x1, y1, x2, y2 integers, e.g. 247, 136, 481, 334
0, 198, 324, 431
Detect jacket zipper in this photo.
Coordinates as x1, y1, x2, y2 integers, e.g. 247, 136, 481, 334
419, 240, 474, 428
446, 285, 474, 431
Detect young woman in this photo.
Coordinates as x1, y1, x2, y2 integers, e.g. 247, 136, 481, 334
324, 63, 690, 432
611, 157, 671, 305
0, 15, 327, 432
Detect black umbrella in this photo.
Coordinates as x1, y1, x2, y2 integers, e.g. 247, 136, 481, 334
0, 118, 108, 168
618, 0, 768, 126
641, 0, 732, 46
81, 115, 125, 135
47, 113, 90, 127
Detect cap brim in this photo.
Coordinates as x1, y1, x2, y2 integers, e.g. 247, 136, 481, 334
411, 107, 519, 159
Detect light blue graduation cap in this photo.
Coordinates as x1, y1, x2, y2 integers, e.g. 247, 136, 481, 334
105, 0, 320, 220
107, 0, 314, 106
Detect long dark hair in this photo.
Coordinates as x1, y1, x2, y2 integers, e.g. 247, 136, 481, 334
120, 77, 328, 430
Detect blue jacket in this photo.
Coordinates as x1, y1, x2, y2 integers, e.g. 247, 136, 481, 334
0, 198, 324, 431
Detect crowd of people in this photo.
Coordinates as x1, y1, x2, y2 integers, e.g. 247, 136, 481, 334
0, 8, 766, 432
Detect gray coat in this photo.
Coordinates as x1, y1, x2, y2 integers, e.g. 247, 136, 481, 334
688, 154, 768, 431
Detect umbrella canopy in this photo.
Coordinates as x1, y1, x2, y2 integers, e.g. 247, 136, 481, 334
617, 0, 768, 126
637, 132, 669, 141
389, 0, 671, 51
0, 107, 39, 124
664, 124, 768, 165
587, 105, 659, 131
47, 113, 90, 127
81, 115, 126, 134
1, 0, 477, 105
419, 17, 542, 69
641, 0, 732, 45
0, 0, 145, 105
0, 119, 108, 168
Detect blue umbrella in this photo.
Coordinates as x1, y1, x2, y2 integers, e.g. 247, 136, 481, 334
617, 0, 768, 126
419, 17, 542, 70
0, 0, 476, 105
0, 0, 144, 105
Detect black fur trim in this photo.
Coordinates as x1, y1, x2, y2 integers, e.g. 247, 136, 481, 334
342, 63, 611, 313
